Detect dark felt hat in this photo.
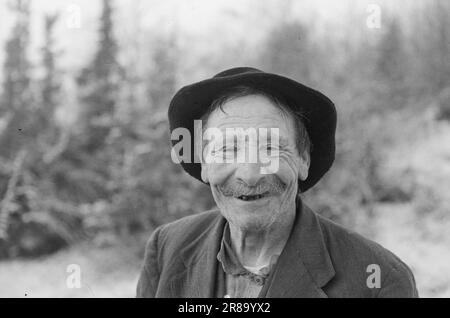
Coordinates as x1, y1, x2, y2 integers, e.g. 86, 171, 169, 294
168, 67, 336, 192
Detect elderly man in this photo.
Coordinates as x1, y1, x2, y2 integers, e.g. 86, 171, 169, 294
136, 67, 418, 298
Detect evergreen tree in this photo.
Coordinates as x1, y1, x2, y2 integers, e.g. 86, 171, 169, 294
0, 0, 32, 244
148, 36, 177, 112
37, 13, 61, 148
77, 0, 120, 153
0, 0, 33, 159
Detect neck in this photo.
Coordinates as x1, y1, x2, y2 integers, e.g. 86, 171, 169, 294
228, 210, 295, 268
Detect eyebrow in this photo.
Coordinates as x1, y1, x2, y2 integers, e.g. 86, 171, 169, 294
265, 135, 288, 146
202, 131, 291, 145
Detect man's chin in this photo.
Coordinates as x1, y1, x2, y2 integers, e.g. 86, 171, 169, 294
224, 209, 276, 231
231, 218, 272, 232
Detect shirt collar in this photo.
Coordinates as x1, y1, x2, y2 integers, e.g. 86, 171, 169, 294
216, 222, 279, 278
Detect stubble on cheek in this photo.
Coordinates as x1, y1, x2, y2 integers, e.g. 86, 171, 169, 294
214, 190, 282, 230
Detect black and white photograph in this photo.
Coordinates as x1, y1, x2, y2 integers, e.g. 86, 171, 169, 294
0, 0, 449, 300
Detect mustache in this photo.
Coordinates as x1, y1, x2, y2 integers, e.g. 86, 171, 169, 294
219, 177, 286, 197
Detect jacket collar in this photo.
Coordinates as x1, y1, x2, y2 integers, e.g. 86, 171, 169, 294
175, 197, 335, 298
264, 198, 335, 297
171, 214, 225, 297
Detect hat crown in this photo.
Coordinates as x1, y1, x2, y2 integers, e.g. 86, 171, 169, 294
213, 67, 262, 78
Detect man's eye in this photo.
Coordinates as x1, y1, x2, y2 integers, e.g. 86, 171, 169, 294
263, 144, 278, 151
222, 145, 237, 153
211, 145, 236, 156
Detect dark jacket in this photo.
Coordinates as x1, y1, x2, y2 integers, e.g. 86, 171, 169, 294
136, 201, 418, 298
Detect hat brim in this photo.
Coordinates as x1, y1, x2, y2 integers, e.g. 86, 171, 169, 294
168, 71, 336, 192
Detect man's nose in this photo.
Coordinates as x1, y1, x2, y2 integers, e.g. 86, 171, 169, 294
234, 163, 263, 187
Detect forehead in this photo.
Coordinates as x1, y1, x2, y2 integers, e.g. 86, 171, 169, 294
205, 94, 296, 138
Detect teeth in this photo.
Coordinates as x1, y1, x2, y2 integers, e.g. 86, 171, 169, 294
237, 194, 264, 201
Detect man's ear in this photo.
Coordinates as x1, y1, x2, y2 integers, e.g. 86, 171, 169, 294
297, 150, 310, 181
200, 164, 209, 183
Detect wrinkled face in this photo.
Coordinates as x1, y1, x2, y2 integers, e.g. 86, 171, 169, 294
201, 94, 310, 232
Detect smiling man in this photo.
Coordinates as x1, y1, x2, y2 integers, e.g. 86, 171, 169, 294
136, 67, 418, 298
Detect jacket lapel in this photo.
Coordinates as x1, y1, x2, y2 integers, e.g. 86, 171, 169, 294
170, 213, 226, 298
265, 199, 335, 298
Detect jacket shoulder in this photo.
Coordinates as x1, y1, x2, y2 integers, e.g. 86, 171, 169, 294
315, 213, 418, 297
149, 209, 220, 257
158, 209, 221, 239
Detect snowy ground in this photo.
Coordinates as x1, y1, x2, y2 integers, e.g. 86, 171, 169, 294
0, 242, 140, 298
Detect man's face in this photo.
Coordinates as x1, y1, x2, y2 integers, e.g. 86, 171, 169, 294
200, 94, 310, 231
